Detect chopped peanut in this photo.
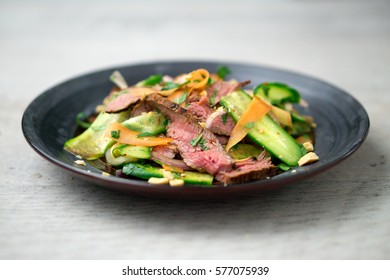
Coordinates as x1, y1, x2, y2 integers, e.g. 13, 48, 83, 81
303, 141, 314, 152
162, 170, 174, 180
74, 159, 86, 166
298, 152, 319, 166
169, 179, 185, 187
148, 177, 169, 185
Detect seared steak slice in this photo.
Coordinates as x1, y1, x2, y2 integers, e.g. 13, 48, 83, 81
152, 145, 178, 159
105, 93, 140, 113
129, 100, 150, 117
217, 152, 277, 184
207, 80, 251, 106
145, 94, 234, 176
186, 103, 236, 136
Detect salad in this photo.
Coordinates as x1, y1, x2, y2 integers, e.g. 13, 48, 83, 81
65, 66, 318, 186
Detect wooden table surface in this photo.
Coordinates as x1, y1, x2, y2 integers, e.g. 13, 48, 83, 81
1, 0, 389, 259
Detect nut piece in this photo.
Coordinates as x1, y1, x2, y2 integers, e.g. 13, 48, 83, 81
74, 159, 86, 166
303, 142, 314, 152
298, 152, 319, 166
162, 170, 174, 180
148, 177, 169, 185
169, 179, 185, 187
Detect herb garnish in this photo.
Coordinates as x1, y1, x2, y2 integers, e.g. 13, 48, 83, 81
190, 132, 208, 150
209, 90, 217, 105
137, 74, 162, 86
76, 112, 91, 129
174, 91, 188, 104
221, 113, 228, 124
207, 77, 214, 85
161, 81, 180, 91
111, 130, 121, 139
137, 132, 154, 138
245, 122, 254, 129
161, 80, 190, 91
217, 66, 231, 79
190, 132, 204, 147
199, 138, 208, 150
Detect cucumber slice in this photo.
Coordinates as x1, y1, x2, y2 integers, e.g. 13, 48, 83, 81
228, 143, 262, 160
121, 111, 167, 136
105, 143, 138, 166
114, 144, 151, 159
122, 163, 214, 186
64, 111, 129, 160
254, 82, 300, 105
220, 91, 304, 166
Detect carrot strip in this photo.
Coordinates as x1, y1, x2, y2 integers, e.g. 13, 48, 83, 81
119, 87, 157, 98
162, 164, 184, 174
106, 123, 173, 146
226, 96, 271, 151
186, 69, 210, 90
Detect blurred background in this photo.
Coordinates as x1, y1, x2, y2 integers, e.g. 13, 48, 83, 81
2, 0, 388, 99
1, 0, 389, 259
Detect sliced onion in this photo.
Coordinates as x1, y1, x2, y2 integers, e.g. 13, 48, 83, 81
110, 71, 128, 90
205, 107, 226, 129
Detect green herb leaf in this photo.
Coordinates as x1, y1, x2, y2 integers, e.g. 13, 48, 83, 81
221, 113, 228, 124
245, 121, 254, 129
173, 91, 188, 104
209, 90, 217, 105
199, 138, 208, 150
161, 82, 180, 91
136, 132, 155, 138
217, 66, 231, 79
137, 74, 162, 86
207, 77, 214, 85
161, 80, 190, 91
76, 112, 91, 129
111, 130, 121, 139
190, 132, 203, 147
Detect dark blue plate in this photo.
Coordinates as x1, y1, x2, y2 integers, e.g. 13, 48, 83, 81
22, 61, 369, 199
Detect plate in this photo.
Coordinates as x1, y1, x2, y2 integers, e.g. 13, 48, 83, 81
22, 61, 370, 199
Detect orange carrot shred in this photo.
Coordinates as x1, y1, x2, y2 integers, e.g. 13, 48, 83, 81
226, 96, 271, 151
106, 122, 173, 146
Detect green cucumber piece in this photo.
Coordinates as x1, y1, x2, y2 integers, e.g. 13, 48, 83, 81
228, 143, 262, 160
254, 82, 300, 105
122, 163, 214, 186
105, 143, 138, 166
121, 111, 167, 135
220, 91, 304, 166
64, 111, 129, 160
114, 144, 151, 159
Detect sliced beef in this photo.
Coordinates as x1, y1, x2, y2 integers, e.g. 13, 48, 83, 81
216, 152, 278, 184
105, 93, 140, 113
129, 100, 149, 117
207, 80, 251, 106
152, 145, 178, 159
215, 135, 229, 145
186, 102, 236, 136
145, 94, 234, 176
